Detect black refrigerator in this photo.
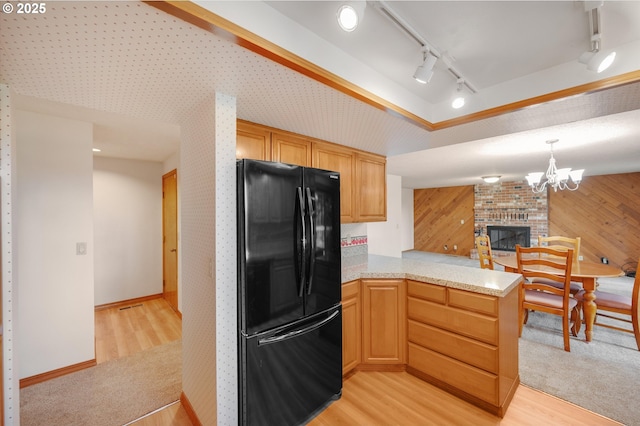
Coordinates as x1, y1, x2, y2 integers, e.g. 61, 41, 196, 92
237, 159, 342, 426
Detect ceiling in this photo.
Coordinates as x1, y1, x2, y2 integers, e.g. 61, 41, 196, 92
1, 1, 640, 188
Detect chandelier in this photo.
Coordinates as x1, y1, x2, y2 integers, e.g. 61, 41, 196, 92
525, 139, 584, 193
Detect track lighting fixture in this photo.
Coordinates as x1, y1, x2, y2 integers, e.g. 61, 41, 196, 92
413, 49, 437, 84
451, 79, 465, 109
579, 2, 616, 73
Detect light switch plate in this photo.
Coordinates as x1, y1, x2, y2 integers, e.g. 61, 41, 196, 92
76, 242, 87, 255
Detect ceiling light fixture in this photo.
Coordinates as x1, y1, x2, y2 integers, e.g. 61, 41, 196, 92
578, 1, 616, 73
337, 1, 366, 32
413, 49, 437, 84
525, 139, 584, 193
451, 79, 465, 109
92, 148, 101, 152
482, 176, 501, 184
372, 1, 478, 98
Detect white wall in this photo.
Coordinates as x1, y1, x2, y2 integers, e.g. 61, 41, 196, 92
16, 110, 95, 379
179, 92, 239, 425
1, 83, 19, 423
401, 187, 414, 251
368, 174, 403, 258
93, 157, 163, 305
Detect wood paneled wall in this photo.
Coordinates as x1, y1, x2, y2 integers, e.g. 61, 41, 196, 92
412, 172, 640, 274
549, 172, 640, 273
414, 186, 475, 256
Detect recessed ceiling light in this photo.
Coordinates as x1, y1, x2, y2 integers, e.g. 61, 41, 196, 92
93, 148, 101, 152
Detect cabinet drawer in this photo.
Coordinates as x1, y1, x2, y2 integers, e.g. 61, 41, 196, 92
342, 280, 359, 301
449, 289, 498, 317
408, 343, 498, 405
408, 320, 498, 374
407, 280, 446, 304
408, 297, 498, 345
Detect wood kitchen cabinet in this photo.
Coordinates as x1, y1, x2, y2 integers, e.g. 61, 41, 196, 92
236, 120, 272, 161
272, 132, 312, 166
341, 280, 361, 376
236, 120, 387, 222
406, 280, 519, 417
355, 152, 386, 222
313, 142, 356, 223
361, 279, 406, 367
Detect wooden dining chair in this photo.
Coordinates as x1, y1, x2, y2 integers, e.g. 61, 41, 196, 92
535, 235, 583, 295
516, 244, 579, 352
573, 258, 640, 350
475, 234, 494, 270
538, 235, 581, 262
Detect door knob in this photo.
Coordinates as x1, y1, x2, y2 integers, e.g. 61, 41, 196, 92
170, 249, 177, 252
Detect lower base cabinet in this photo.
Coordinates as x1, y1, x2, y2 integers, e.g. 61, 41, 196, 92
406, 280, 519, 417
341, 280, 361, 376
361, 279, 406, 367
343, 278, 519, 418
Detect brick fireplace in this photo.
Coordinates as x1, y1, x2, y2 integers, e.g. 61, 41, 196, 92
474, 180, 548, 253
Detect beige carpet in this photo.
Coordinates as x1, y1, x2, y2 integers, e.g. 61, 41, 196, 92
20, 339, 182, 426
520, 311, 639, 426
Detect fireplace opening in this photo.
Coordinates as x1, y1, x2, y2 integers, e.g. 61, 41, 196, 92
486, 226, 531, 252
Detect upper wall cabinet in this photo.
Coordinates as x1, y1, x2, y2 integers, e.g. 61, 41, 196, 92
313, 142, 356, 223
272, 132, 312, 167
236, 120, 272, 161
355, 152, 387, 222
236, 120, 386, 223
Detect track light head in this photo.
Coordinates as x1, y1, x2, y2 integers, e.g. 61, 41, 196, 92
413, 50, 437, 84
451, 79, 465, 109
579, 49, 616, 73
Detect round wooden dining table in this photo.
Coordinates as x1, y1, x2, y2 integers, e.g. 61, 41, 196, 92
493, 255, 624, 342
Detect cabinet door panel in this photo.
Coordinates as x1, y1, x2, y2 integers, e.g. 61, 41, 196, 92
408, 319, 498, 373
362, 279, 406, 363
272, 132, 312, 166
313, 143, 356, 223
342, 294, 361, 375
408, 297, 498, 345
236, 121, 271, 161
355, 153, 386, 222
409, 343, 498, 405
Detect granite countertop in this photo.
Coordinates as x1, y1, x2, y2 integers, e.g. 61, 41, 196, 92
342, 254, 522, 297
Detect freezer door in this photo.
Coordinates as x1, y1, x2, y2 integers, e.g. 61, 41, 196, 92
303, 168, 342, 316
239, 306, 342, 426
238, 160, 305, 335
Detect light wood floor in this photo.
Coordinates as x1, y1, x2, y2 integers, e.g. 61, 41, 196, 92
95, 296, 182, 364
95, 296, 191, 424
106, 298, 620, 426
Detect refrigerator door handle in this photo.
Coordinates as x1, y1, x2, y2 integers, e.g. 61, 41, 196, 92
258, 309, 339, 346
305, 187, 316, 295
296, 187, 307, 298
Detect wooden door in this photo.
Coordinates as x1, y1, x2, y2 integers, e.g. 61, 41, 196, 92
162, 170, 179, 313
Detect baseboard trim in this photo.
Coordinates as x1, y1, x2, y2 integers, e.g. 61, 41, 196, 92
20, 359, 97, 388
94, 293, 163, 311
181, 391, 202, 426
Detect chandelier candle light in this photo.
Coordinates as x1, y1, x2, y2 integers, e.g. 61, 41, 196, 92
525, 139, 584, 193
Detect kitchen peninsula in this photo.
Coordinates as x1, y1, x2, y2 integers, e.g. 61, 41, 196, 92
341, 254, 523, 418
